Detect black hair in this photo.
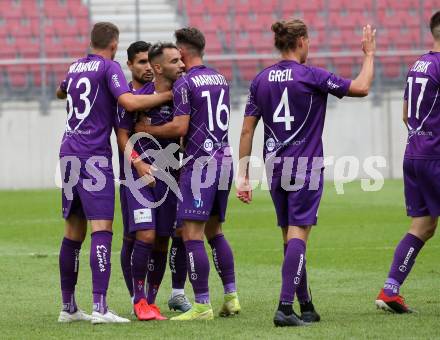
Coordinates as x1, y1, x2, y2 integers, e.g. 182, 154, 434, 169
127, 41, 151, 62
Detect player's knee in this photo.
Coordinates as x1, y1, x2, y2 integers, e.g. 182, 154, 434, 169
205, 217, 222, 240
424, 223, 437, 240
136, 229, 155, 244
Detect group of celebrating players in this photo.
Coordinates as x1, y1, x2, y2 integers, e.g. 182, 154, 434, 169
55, 10, 440, 327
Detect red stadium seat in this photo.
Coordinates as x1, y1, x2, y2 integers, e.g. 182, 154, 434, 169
237, 59, 260, 82
333, 57, 354, 78
208, 61, 233, 82
381, 57, 402, 79
6, 65, 29, 89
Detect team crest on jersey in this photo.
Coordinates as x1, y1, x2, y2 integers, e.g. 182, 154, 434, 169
266, 138, 276, 152
160, 106, 171, 116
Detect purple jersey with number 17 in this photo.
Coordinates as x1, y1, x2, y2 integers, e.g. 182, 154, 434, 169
244, 60, 351, 176
59, 54, 130, 158
172, 65, 231, 170
404, 52, 440, 159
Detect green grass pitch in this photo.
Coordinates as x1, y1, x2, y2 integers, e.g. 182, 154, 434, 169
0, 180, 438, 339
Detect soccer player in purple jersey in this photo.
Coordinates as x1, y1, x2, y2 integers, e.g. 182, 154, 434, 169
135, 28, 241, 321
117, 42, 191, 314
118, 42, 187, 320
238, 19, 376, 326
375, 11, 440, 314
116, 41, 153, 306
55, 22, 172, 324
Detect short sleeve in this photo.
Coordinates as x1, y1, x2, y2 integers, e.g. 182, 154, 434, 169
244, 79, 261, 118
310, 66, 351, 99
105, 61, 130, 100
116, 103, 134, 131
172, 76, 191, 116
59, 78, 68, 92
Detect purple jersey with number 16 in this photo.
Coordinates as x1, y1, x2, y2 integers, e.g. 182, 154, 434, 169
173, 65, 232, 170
173, 65, 233, 223
244, 60, 351, 177
60, 54, 130, 158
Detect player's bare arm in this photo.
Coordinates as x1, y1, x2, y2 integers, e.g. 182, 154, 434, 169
403, 100, 409, 128
237, 116, 259, 204
347, 24, 376, 97
134, 114, 190, 139
56, 87, 67, 99
116, 127, 155, 187
118, 90, 172, 112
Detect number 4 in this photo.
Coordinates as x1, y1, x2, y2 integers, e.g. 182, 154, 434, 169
273, 87, 294, 131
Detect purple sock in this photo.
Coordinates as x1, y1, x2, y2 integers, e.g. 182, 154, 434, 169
90, 231, 112, 314
59, 237, 82, 313
296, 263, 310, 304
147, 250, 167, 304
170, 237, 187, 290
185, 240, 210, 304
384, 233, 425, 296
208, 234, 236, 294
120, 238, 134, 298
280, 238, 306, 303
131, 239, 153, 304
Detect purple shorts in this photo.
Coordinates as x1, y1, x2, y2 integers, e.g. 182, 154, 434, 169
61, 156, 115, 220
177, 165, 232, 223
269, 170, 323, 228
404, 158, 440, 217
123, 178, 177, 237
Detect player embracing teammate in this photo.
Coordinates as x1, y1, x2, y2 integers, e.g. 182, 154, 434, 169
136, 27, 241, 321
56, 22, 171, 324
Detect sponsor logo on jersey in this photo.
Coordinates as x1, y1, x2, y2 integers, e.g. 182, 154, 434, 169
203, 138, 214, 152
112, 74, 121, 88
134, 208, 152, 224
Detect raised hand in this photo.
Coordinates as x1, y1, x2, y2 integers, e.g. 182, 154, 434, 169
362, 24, 376, 57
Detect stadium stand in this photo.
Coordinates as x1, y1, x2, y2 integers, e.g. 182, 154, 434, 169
0, 0, 437, 97
0, 0, 90, 96
179, 0, 437, 84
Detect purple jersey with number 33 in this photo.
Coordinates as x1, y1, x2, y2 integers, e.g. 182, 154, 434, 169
59, 54, 130, 158
404, 52, 440, 159
244, 60, 351, 176
173, 65, 231, 170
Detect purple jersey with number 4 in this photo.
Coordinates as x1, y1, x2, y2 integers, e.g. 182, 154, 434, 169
173, 65, 232, 170
60, 54, 130, 158
244, 60, 351, 176
404, 52, 440, 159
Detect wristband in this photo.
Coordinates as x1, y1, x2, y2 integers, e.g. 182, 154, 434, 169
131, 150, 140, 163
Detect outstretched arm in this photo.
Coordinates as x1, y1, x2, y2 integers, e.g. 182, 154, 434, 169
134, 115, 190, 139
118, 91, 172, 112
347, 24, 376, 97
